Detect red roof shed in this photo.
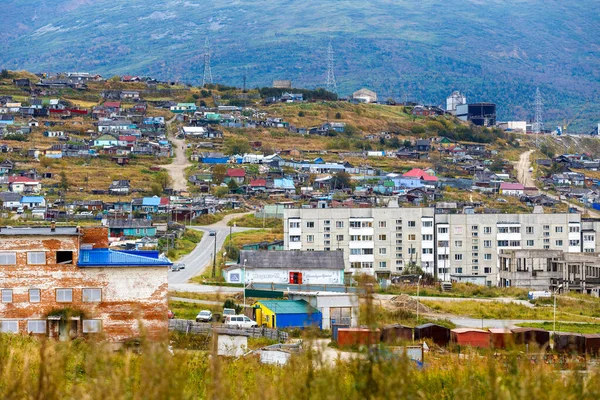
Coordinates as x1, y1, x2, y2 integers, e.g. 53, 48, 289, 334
227, 168, 246, 177
451, 328, 491, 348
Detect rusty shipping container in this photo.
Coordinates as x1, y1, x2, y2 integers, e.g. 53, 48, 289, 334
380, 324, 413, 343
451, 328, 491, 348
584, 334, 600, 356
489, 328, 513, 349
414, 323, 450, 347
511, 328, 550, 348
336, 328, 380, 347
554, 332, 586, 354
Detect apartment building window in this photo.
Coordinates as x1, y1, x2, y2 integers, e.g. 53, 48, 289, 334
498, 227, 508, 233
28, 320, 46, 334
423, 248, 433, 254
570, 226, 580, 233
454, 227, 463, 234
362, 262, 373, 269
422, 220, 433, 228
349, 221, 361, 228
454, 254, 463, 261
290, 221, 300, 229
544, 239, 550, 244
422, 234, 433, 241
473, 264, 478, 268
438, 240, 449, 247
362, 221, 373, 228
408, 248, 416, 254
484, 254, 492, 260
455, 268, 463, 274
379, 221, 387, 228
324, 240, 330, 245
584, 235, 595, 241
336, 221, 344, 228
324, 227, 331, 232
396, 233, 403, 238
378, 234, 387, 241
526, 240, 534, 246
379, 248, 387, 255
290, 236, 301, 242
555, 226, 563, 233
472, 245, 479, 250
472, 252, 479, 257
472, 232, 479, 237
543, 232, 550, 237
324, 247, 331, 251
306, 222, 315, 228
570, 240, 580, 246
544, 245, 550, 249
509, 241, 521, 247
0, 252, 16, 265
1, 289, 13, 303
472, 225, 478, 231
378, 262, 387, 269
83, 320, 102, 333
484, 240, 492, 248
498, 240, 509, 247
351, 262, 361, 269
484, 227, 491, 234
438, 254, 448, 261
324, 234, 331, 239
56, 251, 73, 264
83, 288, 102, 302
27, 252, 46, 265
324, 220, 330, 226
408, 234, 416, 241
543, 225, 550, 230
396, 225, 402, 231
396, 253, 403, 259
306, 235, 314, 243
0, 321, 18, 333
306, 249, 315, 252
555, 240, 563, 246
408, 221, 416, 227
484, 267, 492, 274
363, 235, 373, 241
56, 288, 73, 303
526, 227, 534, 234
455, 240, 463, 247
510, 227, 520, 233
438, 227, 448, 234
396, 219, 402, 225
336, 235, 344, 242
396, 246, 403, 251
29, 289, 41, 303
396, 240, 403, 244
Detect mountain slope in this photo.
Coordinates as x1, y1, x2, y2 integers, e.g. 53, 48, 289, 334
1, 0, 599, 129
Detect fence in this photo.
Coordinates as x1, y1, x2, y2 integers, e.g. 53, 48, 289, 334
169, 319, 288, 342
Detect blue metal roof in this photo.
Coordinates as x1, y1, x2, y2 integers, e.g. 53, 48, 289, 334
78, 249, 172, 267
142, 197, 161, 206
21, 196, 44, 203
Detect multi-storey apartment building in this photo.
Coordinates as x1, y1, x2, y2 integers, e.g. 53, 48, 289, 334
0, 225, 171, 341
284, 207, 599, 286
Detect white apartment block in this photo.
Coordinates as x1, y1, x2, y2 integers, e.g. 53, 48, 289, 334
283, 207, 600, 286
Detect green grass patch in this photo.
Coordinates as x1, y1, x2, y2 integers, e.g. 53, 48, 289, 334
227, 214, 281, 228
516, 322, 600, 334
381, 282, 529, 300
166, 229, 203, 261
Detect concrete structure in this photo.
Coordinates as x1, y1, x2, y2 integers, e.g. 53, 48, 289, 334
0, 226, 170, 342
272, 80, 292, 89
284, 207, 595, 286
352, 88, 377, 103
217, 334, 248, 357
445, 91, 467, 114
288, 291, 359, 330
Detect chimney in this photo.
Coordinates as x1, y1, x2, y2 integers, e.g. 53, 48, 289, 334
50, 220, 56, 232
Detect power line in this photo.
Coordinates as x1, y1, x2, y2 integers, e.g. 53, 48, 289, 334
325, 40, 337, 94
202, 37, 213, 87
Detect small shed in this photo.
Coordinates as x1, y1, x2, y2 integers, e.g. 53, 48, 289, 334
451, 328, 491, 348
511, 327, 550, 348
254, 300, 322, 329
583, 334, 600, 356
414, 323, 450, 347
380, 324, 413, 343
337, 328, 380, 347
554, 332, 586, 354
489, 328, 513, 349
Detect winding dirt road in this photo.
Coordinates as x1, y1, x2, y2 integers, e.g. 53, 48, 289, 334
161, 117, 191, 192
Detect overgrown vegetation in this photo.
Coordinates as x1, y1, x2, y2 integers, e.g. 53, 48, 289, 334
165, 229, 203, 260
381, 282, 530, 299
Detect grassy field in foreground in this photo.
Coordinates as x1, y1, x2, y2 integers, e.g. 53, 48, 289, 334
517, 322, 600, 334
422, 299, 600, 324
0, 334, 599, 399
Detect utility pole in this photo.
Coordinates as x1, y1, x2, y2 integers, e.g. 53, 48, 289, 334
325, 40, 338, 94
202, 37, 213, 87
212, 232, 217, 278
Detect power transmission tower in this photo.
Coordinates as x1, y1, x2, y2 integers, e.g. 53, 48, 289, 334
202, 38, 213, 87
325, 40, 337, 94
534, 87, 543, 144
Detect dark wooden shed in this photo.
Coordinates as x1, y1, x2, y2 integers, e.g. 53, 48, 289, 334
511, 327, 550, 348
380, 324, 413, 343
583, 334, 600, 356
554, 332, 585, 354
489, 328, 513, 349
414, 323, 450, 347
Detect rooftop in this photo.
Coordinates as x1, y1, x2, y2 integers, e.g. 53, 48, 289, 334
256, 300, 318, 315
239, 250, 345, 270
0, 226, 80, 235
78, 249, 171, 267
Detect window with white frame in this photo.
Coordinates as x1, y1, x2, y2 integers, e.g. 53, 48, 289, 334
29, 289, 40, 303
570, 226, 580, 233
378, 248, 387, 255
28, 320, 46, 334
306, 235, 314, 243
27, 252, 46, 265
0, 320, 18, 333
454, 240, 463, 247
527, 240, 534, 246
526, 227, 534, 234
378, 234, 387, 241
336, 221, 344, 228
1, 289, 12, 303
82, 288, 102, 302
306, 221, 315, 228
422, 234, 433, 241
422, 248, 433, 254
483, 227, 491, 234
83, 320, 102, 333
438, 227, 448, 234
379, 221, 387, 228
555, 226, 563, 233
569, 240, 580, 246
0, 252, 16, 265
378, 261, 387, 269
484, 240, 492, 248
408, 234, 416, 241
422, 220, 433, 228
336, 235, 344, 242
484, 254, 492, 260
454, 227, 463, 234
555, 240, 563, 246
56, 288, 73, 303
408, 221, 416, 227
454, 254, 463, 261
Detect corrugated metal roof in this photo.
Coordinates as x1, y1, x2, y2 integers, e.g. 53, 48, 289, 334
142, 197, 161, 206
239, 250, 344, 270
78, 249, 171, 267
0, 227, 79, 236
257, 300, 318, 315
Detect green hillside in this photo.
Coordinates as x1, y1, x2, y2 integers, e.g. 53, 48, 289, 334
1, 0, 599, 130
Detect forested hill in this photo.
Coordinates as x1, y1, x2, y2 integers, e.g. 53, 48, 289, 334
1, 0, 599, 130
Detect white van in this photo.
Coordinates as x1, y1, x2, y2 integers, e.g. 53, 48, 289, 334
224, 315, 258, 328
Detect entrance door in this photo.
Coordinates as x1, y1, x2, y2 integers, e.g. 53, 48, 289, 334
58, 320, 69, 341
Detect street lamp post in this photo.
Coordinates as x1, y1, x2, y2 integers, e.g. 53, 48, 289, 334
553, 283, 563, 335
416, 275, 423, 324
243, 258, 248, 308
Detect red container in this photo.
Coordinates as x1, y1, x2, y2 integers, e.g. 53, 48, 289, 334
489, 328, 513, 349
336, 328, 380, 347
451, 328, 491, 348
584, 334, 600, 355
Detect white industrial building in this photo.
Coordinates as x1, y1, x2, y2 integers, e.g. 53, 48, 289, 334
445, 91, 467, 114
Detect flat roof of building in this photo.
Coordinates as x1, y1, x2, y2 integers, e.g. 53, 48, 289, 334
0, 226, 80, 235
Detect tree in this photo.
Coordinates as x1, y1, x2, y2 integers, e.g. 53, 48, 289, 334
489, 158, 504, 172
153, 171, 172, 190
343, 124, 359, 137
214, 186, 229, 198
223, 299, 242, 314
298, 111, 305, 117
332, 171, 352, 189
212, 164, 227, 184
59, 171, 69, 191
224, 137, 251, 155
335, 112, 342, 119
0, 69, 9, 79
150, 183, 163, 196
227, 179, 239, 191
402, 262, 425, 276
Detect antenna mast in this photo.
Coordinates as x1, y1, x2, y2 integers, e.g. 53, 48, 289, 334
325, 40, 337, 94
202, 38, 213, 87
534, 87, 543, 145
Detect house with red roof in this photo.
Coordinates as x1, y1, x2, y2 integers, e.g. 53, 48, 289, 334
226, 168, 246, 184
8, 176, 41, 194
249, 179, 267, 193
403, 168, 438, 183
118, 135, 137, 147
499, 182, 524, 196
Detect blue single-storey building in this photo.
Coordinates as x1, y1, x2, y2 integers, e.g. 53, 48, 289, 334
254, 300, 322, 329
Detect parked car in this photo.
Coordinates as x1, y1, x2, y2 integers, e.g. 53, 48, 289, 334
222, 308, 236, 321
173, 263, 185, 270
171, 264, 181, 272
209, 230, 216, 236
196, 310, 213, 322
224, 315, 258, 328
168, 310, 175, 319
